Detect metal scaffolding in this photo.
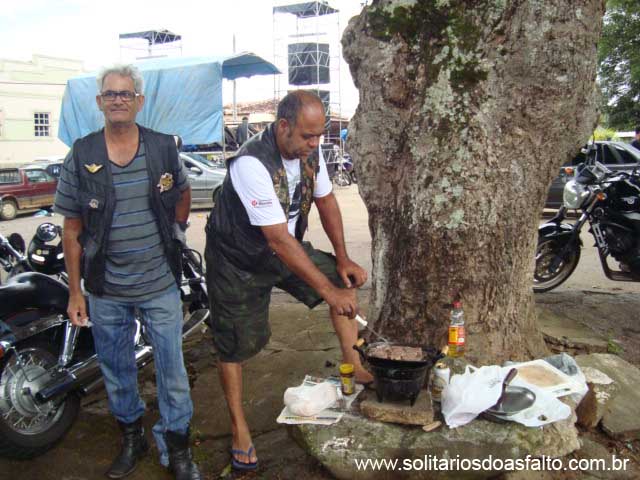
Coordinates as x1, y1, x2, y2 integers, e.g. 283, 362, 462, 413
119, 29, 183, 61
272, 1, 344, 144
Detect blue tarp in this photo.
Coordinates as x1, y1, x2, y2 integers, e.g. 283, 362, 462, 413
58, 53, 280, 146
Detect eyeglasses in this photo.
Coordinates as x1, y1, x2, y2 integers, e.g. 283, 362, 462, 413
100, 90, 139, 102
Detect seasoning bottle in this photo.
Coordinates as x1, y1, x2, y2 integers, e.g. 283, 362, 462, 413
447, 301, 465, 358
430, 362, 450, 402
339, 363, 355, 395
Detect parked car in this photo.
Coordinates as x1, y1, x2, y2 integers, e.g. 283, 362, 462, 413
180, 153, 226, 207
545, 141, 640, 209
22, 159, 65, 178
0, 167, 58, 220
182, 152, 226, 170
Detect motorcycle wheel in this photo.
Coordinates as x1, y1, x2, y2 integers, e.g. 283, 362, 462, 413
0, 342, 80, 459
335, 171, 352, 187
533, 239, 581, 293
350, 171, 358, 184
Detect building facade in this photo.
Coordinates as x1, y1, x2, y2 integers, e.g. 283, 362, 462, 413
0, 55, 84, 166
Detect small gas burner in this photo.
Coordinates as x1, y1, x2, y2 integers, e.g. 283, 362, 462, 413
354, 341, 443, 407
370, 363, 430, 406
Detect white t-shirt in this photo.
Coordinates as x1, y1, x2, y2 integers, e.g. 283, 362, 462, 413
230, 147, 332, 236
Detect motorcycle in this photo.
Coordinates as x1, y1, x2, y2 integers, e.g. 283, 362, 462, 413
0, 224, 209, 459
0, 223, 65, 285
342, 153, 357, 185
533, 148, 640, 293
327, 155, 356, 187
323, 143, 356, 187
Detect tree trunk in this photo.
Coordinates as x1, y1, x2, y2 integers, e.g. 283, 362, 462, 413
342, 0, 605, 364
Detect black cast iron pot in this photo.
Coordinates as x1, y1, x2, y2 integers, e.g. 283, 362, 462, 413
353, 342, 444, 406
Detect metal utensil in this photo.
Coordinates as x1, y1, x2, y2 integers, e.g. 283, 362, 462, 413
494, 368, 518, 410
485, 386, 537, 417
355, 314, 391, 343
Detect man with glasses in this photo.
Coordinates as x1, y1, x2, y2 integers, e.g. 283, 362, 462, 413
54, 64, 200, 480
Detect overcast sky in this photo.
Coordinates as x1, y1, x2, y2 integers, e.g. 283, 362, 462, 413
0, 0, 366, 117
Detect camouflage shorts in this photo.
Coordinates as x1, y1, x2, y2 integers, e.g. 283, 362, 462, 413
205, 241, 343, 362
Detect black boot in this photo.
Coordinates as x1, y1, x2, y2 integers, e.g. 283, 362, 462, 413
106, 418, 150, 479
165, 429, 201, 480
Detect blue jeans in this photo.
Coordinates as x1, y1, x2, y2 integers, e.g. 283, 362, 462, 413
89, 284, 193, 466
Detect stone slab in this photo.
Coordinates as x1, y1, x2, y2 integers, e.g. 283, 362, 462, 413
537, 309, 608, 355
289, 407, 580, 480
360, 390, 434, 426
575, 354, 640, 440
574, 437, 629, 479
575, 366, 618, 429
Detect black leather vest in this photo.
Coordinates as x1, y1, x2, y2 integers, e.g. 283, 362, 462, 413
207, 123, 319, 271
72, 125, 182, 295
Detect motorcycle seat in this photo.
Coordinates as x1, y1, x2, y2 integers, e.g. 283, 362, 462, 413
0, 272, 69, 321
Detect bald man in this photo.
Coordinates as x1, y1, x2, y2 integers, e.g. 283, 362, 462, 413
204, 91, 372, 471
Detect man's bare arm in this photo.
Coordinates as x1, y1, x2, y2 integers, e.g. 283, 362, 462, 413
261, 223, 358, 317
176, 185, 191, 223
314, 193, 367, 288
63, 217, 88, 325
314, 192, 347, 260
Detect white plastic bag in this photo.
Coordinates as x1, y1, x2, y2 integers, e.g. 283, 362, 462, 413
441, 365, 507, 428
506, 378, 571, 427
283, 382, 338, 417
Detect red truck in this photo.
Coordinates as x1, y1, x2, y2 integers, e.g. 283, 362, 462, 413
0, 167, 58, 220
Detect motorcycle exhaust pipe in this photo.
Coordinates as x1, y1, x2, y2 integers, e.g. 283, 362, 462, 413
81, 376, 105, 396
78, 343, 157, 397
35, 345, 153, 404
35, 309, 208, 404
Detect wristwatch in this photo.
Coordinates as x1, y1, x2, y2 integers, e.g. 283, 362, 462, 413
177, 221, 189, 232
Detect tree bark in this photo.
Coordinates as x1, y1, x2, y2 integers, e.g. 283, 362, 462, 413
342, 0, 605, 364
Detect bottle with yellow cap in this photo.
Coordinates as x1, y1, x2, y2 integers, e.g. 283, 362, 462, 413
339, 363, 355, 395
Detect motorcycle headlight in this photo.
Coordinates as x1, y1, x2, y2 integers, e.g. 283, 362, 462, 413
35, 222, 59, 242
563, 180, 590, 209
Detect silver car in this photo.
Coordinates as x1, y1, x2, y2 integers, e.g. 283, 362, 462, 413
180, 153, 226, 207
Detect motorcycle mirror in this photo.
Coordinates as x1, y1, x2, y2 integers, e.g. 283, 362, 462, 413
8, 233, 26, 254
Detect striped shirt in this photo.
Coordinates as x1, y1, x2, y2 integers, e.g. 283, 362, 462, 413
54, 136, 189, 302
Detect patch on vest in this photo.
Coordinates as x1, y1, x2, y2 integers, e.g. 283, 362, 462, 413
84, 163, 103, 174
157, 173, 174, 193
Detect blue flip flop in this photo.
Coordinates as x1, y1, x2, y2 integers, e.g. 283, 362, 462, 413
231, 444, 258, 471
